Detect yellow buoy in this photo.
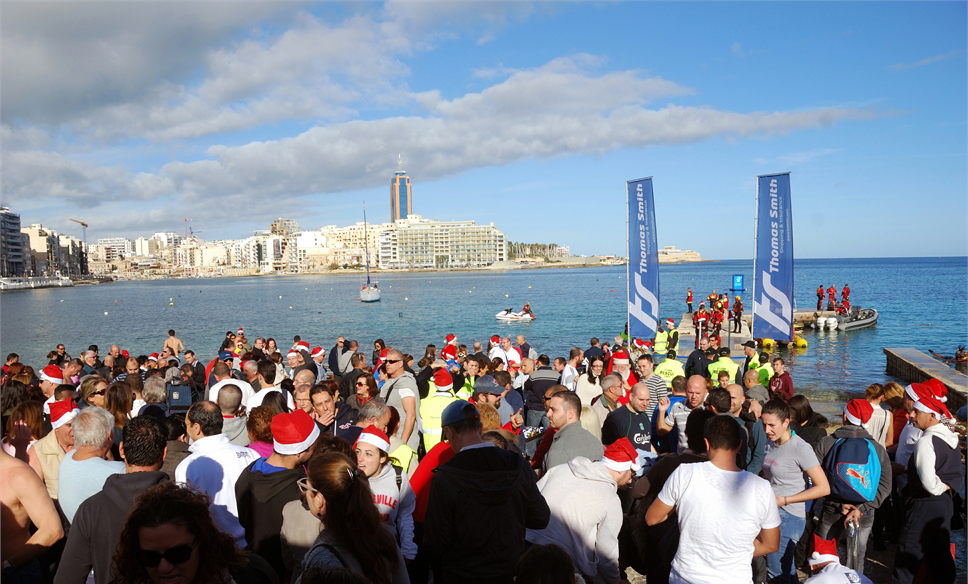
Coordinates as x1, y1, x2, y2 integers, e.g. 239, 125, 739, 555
762, 339, 775, 351
528, 286, 531, 289
169, 297, 173, 306
505, 294, 509, 298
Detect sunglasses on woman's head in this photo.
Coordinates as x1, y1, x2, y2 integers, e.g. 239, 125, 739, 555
137, 538, 197, 567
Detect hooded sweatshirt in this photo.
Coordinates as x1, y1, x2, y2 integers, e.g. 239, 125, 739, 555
54, 471, 170, 584
222, 415, 251, 446
526, 457, 622, 584
424, 443, 550, 584
235, 459, 305, 580
906, 422, 962, 498
368, 463, 417, 559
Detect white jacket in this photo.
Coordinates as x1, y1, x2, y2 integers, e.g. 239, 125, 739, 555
175, 434, 259, 545
526, 457, 621, 584
368, 463, 417, 560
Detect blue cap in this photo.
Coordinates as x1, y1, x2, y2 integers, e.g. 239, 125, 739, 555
219, 350, 234, 361
473, 375, 503, 395
441, 400, 478, 428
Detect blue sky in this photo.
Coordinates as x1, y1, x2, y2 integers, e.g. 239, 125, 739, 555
2, 1, 965, 258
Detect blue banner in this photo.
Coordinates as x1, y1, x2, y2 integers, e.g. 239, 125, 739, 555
627, 177, 659, 340
753, 173, 794, 340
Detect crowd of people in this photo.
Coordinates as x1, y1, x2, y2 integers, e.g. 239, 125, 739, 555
0, 325, 964, 584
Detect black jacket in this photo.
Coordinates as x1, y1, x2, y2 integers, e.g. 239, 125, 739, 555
55, 471, 170, 584
524, 366, 560, 413
684, 349, 710, 379
235, 460, 305, 581
424, 445, 549, 584
315, 402, 357, 435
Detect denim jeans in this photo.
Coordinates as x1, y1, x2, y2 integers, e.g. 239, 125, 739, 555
816, 501, 874, 572
525, 409, 548, 458
767, 507, 805, 583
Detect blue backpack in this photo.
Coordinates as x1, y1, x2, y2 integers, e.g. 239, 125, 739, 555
823, 437, 881, 504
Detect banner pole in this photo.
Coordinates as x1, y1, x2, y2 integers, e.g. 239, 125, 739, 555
626, 179, 631, 345
752, 176, 760, 340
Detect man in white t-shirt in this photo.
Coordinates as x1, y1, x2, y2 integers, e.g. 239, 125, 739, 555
646, 414, 780, 584
657, 374, 708, 454
207, 361, 254, 406
560, 347, 582, 391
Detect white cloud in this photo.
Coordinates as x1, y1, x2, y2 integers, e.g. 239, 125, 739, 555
731, 42, 746, 57
890, 50, 964, 71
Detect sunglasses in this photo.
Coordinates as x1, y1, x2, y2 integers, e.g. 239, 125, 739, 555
297, 477, 318, 495
356, 381, 368, 387
90, 389, 106, 397
137, 538, 197, 568
385, 359, 401, 364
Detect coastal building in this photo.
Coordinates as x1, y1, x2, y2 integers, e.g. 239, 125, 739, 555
657, 246, 702, 263
97, 237, 135, 260
20, 224, 86, 276
390, 155, 412, 222
151, 232, 183, 248
378, 215, 507, 270
0, 206, 25, 276
135, 236, 161, 257
270, 218, 300, 236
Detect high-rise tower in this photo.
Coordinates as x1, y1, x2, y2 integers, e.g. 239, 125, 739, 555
390, 155, 411, 222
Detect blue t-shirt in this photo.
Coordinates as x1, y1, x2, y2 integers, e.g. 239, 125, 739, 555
252, 457, 288, 474
58, 451, 125, 523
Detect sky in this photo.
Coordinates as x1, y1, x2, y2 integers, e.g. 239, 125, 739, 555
2, 1, 965, 259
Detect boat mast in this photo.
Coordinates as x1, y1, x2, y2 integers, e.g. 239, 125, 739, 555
363, 202, 372, 286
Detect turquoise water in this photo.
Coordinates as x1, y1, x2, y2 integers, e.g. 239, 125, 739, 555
2, 257, 966, 418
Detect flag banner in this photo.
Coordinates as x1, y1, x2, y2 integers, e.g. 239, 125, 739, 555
753, 173, 794, 341
627, 177, 659, 340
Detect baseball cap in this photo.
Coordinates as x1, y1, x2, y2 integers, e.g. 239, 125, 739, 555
473, 375, 503, 395
441, 400, 479, 428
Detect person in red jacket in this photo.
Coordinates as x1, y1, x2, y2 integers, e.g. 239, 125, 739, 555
841, 284, 850, 303
826, 285, 837, 307
693, 304, 709, 349
816, 285, 824, 310
769, 357, 794, 401
687, 288, 693, 313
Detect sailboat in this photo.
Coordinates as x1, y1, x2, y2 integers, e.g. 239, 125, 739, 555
360, 203, 381, 302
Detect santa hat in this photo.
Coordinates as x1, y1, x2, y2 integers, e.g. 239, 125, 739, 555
611, 351, 630, 365
808, 535, 839, 567
843, 399, 873, 426
40, 365, 64, 385
297, 341, 310, 352
632, 338, 648, 350
904, 383, 922, 402
490, 335, 500, 346
237, 327, 244, 335
271, 409, 320, 455
433, 369, 453, 392
311, 346, 324, 358
287, 350, 299, 359
355, 425, 390, 453
50, 399, 79, 430
913, 390, 951, 420
121, 349, 130, 359
148, 353, 159, 362
445, 333, 456, 344
923, 378, 948, 403
601, 438, 640, 473
666, 318, 674, 326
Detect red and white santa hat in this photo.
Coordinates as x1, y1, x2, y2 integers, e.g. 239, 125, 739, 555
237, 327, 244, 335
445, 333, 456, 344
433, 369, 453, 392
311, 346, 324, 358
843, 399, 873, 426
297, 341, 310, 352
355, 425, 390, 453
923, 378, 948, 403
666, 318, 675, 326
601, 437, 640, 473
40, 365, 64, 385
490, 335, 500, 346
287, 349, 300, 359
148, 353, 159, 362
808, 535, 839, 567
913, 387, 951, 420
271, 409, 320, 455
50, 399, 80, 430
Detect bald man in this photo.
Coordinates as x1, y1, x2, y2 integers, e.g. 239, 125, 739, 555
657, 375, 708, 454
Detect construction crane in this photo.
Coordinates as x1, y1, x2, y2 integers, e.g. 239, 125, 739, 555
184, 218, 192, 240
69, 218, 88, 246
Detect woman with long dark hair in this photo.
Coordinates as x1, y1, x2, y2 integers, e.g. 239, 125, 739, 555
294, 452, 406, 584
372, 339, 386, 368
113, 482, 275, 584
759, 399, 830, 583
575, 356, 605, 407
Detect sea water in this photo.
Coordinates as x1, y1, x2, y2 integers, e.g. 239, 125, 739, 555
2, 257, 966, 418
